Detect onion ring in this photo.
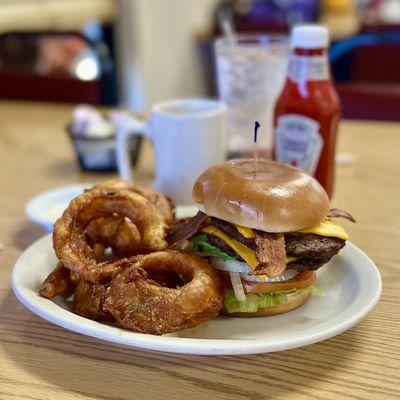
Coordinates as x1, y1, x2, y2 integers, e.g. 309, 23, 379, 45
92, 242, 106, 262
53, 187, 168, 282
85, 180, 175, 259
103, 251, 224, 334
112, 218, 142, 257
93, 180, 175, 224
39, 262, 75, 299
73, 279, 115, 322
86, 215, 142, 258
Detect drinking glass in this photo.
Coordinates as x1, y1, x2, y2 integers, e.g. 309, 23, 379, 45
215, 34, 289, 158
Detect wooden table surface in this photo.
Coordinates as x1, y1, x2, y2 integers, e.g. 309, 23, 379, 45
0, 101, 399, 400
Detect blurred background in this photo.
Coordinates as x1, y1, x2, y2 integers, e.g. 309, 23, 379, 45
1, 0, 400, 120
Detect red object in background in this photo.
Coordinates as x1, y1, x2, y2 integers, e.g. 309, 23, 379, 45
336, 82, 400, 121
273, 26, 341, 198
351, 44, 400, 83
0, 71, 101, 104
332, 38, 400, 121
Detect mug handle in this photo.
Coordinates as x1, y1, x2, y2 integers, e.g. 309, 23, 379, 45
116, 116, 150, 181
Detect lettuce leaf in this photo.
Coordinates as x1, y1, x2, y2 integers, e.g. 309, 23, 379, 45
190, 233, 236, 261
224, 285, 323, 313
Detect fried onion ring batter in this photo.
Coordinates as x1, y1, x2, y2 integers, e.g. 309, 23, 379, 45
93, 180, 175, 224
84, 180, 174, 259
86, 215, 142, 258
53, 187, 168, 282
73, 279, 115, 322
103, 251, 224, 334
39, 262, 75, 299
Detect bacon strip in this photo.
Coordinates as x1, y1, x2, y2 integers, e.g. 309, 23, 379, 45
328, 208, 356, 223
167, 211, 208, 247
254, 232, 287, 277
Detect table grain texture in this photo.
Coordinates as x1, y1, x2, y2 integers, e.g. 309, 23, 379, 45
0, 101, 399, 400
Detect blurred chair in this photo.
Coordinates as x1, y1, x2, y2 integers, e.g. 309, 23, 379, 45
330, 32, 400, 120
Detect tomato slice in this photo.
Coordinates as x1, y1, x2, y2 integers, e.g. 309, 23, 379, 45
242, 271, 316, 293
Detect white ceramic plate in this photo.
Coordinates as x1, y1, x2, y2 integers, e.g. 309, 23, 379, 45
25, 184, 92, 231
12, 206, 381, 355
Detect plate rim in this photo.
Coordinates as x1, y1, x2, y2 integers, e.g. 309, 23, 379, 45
12, 233, 382, 356
25, 183, 92, 231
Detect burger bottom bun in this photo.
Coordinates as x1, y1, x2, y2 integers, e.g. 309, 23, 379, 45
221, 291, 311, 318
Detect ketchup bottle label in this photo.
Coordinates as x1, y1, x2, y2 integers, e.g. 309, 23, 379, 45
289, 55, 329, 83
275, 114, 323, 175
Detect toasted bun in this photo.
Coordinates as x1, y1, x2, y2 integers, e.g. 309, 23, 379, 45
192, 159, 329, 232
222, 290, 311, 317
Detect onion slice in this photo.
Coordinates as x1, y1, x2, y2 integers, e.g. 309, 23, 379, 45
211, 258, 300, 283
211, 257, 251, 273
229, 272, 246, 302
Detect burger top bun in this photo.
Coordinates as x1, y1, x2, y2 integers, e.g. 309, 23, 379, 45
192, 159, 329, 232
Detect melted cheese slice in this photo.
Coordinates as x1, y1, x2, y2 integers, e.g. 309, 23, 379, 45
235, 220, 349, 242
235, 225, 255, 238
202, 225, 297, 269
297, 219, 349, 240
202, 225, 259, 268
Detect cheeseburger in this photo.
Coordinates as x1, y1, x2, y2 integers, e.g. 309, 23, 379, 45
168, 159, 354, 317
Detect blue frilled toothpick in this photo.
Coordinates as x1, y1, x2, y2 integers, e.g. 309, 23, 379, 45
253, 121, 260, 177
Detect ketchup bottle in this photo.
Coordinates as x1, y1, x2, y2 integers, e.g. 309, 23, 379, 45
273, 25, 341, 198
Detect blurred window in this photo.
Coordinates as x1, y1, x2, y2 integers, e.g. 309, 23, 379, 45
0, 33, 100, 80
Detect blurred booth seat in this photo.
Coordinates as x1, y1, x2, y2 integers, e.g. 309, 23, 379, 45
330, 32, 400, 121
0, 68, 101, 104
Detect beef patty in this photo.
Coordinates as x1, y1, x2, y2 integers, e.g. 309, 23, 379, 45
206, 218, 345, 272
211, 217, 256, 249
285, 232, 345, 257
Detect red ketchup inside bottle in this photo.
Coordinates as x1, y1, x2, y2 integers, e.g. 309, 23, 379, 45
273, 25, 341, 198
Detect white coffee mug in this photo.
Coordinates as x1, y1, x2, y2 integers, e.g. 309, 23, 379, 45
116, 98, 227, 204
